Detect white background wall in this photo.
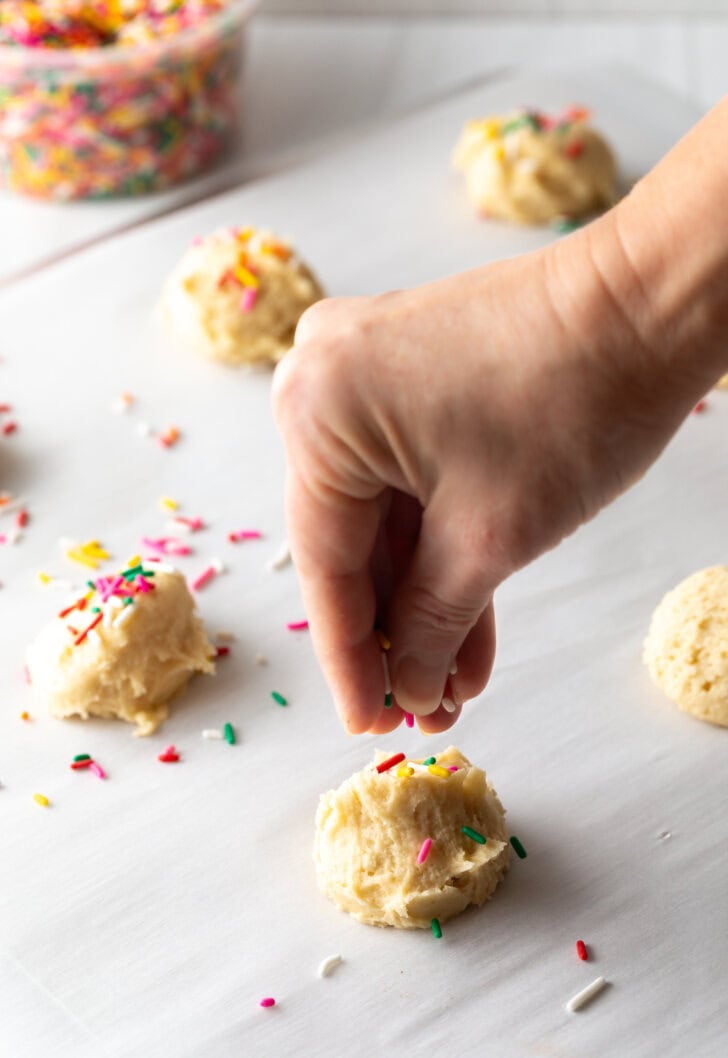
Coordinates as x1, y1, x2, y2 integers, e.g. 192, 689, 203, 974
263, 1, 728, 14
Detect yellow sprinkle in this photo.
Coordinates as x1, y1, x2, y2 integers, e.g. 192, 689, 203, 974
234, 263, 259, 289
376, 630, 391, 651
482, 119, 500, 140
82, 540, 109, 559
126, 554, 141, 567
428, 764, 451, 779
65, 547, 100, 570
396, 765, 414, 779
36, 571, 51, 585
492, 144, 506, 162
159, 496, 178, 511
236, 227, 254, 241
33, 793, 49, 807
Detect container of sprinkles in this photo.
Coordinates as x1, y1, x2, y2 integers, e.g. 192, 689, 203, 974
0, 0, 257, 199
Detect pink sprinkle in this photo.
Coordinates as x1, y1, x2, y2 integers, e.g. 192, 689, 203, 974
142, 536, 191, 557
286, 620, 309, 631
174, 516, 205, 532
404, 712, 414, 728
240, 287, 258, 313
90, 761, 106, 780
259, 998, 276, 1008
448, 766, 459, 772
134, 575, 154, 594
228, 530, 262, 542
23, 665, 31, 685
190, 565, 216, 591
417, 838, 432, 864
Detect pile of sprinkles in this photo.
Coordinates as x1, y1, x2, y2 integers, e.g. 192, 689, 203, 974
55, 557, 161, 644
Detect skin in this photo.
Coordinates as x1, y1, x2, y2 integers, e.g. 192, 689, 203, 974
272, 96, 728, 735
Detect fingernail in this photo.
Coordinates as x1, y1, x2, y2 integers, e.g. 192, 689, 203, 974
393, 653, 449, 716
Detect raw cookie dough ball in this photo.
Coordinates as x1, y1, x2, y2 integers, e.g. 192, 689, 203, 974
644, 565, 728, 727
453, 106, 617, 225
160, 226, 325, 366
314, 746, 510, 929
27, 562, 214, 736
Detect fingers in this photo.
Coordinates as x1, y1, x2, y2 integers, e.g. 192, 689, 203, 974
387, 490, 500, 716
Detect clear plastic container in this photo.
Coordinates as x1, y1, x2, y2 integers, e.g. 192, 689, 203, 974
0, 0, 256, 199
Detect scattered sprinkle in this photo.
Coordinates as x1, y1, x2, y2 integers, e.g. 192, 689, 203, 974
228, 529, 262, 542
73, 754, 91, 762
566, 976, 607, 1013
70, 759, 93, 770
111, 392, 134, 414
462, 826, 486, 845
376, 752, 405, 774
20, 710, 29, 720
510, 835, 527, 859
576, 939, 588, 961
158, 746, 180, 763
431, 918, 442, 939
317, 954, 342, 979
190, 564, 221, 592
382, 652, 392, 706
268, 540, 292, 571
2, 421, 18, 436
33, 793, 49, 807
240, 287, 258, 312
223, 722, 235, 745
376, 630, 391, 650
173, 515, 205, 532
447, 765, 459, 773
259, 998, 276, 1009
384, 693, 393, 708
215, 645, 230, 658
159, 496, 178, 512
159, 425, 180, 448
693, 399, 708, 414
64, 539, 110, 570
404, 712, 415, 728
271, 691, 287, 706
287, 619, 309, 631
417, 838, 432, 864
90, 761, 106, 780
202, 728, 223, 739
552, 217, 582, 234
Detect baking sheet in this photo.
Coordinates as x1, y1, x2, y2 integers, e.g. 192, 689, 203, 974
1, 68, 724, 1058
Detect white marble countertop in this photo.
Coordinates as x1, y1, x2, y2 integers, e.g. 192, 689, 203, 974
0, 13, 725, 285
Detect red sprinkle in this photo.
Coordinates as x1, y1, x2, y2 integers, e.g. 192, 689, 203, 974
693, 399, 707, 414
70, 759, 93, 770
2, 421, 18, 435
216, 646, 230, 657
16, 508, 29, 528
576, 939, 588, 961
159, 745, 180, 762
564, 140, 585, 159
0, 403, 12, 413
74, 612, 103, 645
376, 752, 406, 774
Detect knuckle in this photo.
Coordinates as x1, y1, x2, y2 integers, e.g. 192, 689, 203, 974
406, 583, 479, 637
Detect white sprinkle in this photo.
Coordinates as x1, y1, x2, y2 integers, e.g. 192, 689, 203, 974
114, 605, 135, 628
136, 421, 153, 438
449, 660, 458, 676
381, 651, 391, 695
255, 654, 268, 666
87, 629, 102, 648
268, 540, 291, 571
566, 976, 607, 1013
441, 697, 457, 713
216, 630, 236, 642
6, 527, 21, 545
658, 830, 672, 841
211, 557, 225, 574
202, 728, 224, 740
317, 954, 342, 979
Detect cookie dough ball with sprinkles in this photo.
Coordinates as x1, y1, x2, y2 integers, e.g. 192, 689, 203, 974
314, 746, 510, 929
452, 106, 617, 225
26, 562, 215, 736
160, 227, 325, 366
644, 565, 728, 727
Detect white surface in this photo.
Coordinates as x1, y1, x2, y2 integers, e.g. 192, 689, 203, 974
267, 0, 727, 12
1, 70, 726, 1058
1, 13, 726, 285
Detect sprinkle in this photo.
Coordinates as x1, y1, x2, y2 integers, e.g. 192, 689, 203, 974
173, 515, 205, 532
564, 139, 585, 159
693, 399, 707, 414
216, 645, 230, 658
22, 666, 31, 685
234, 263, 259, 288
16, 508, 29, 529
202, 728, 223, 739
75, 612, 103, 645
190, 565, 218, 591
20, 710, 30, 720
65, 539, 110, 570
158, 747, 180, 763
448, 766, 459, 773
423, 756, 436, 766
223, 722, 235, 745
384, 693, 393, 708
259, 998, 276, 1009
36, 571, 51, 585
70, 759, 93, 770
417, 838, 432, 864
396, 765, 414, 778
382, 651, 392, 694
89, 762, 106, 780
576, 939, 588, 961
136, 421, 153, 438
404, 712, 415, 728
566, 976, 607, 1013
462, 826, 486, 845
428, 764, 450, 779
159, 496, 178, 511
510, 835, 528, 859
449, 660, 458, 675
268, 540, 292, 571
33, 793, 50, 807
287, 620, 309, 631
141, 536, 191, 557
271, 691, 288, 706
240, 287, 258, 312
376, 630, 391, 650
317, 954, 342, 979
441, 697, 457, 713
2, 421, 18, 436
431, 918, 442, 939
228, 529, 262, 542
73, 754, 91, 762
376, 752, 405, 774
111, 392, 134, 414
159, 425, 180, 448
552, 217, 582, 234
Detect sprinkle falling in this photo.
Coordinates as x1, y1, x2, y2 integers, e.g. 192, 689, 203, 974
404, 712, 414, 728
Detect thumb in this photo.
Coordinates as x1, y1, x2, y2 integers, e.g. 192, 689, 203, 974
388, 498, 499, 716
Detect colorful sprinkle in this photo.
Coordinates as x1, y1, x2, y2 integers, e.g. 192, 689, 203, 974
240, 287, 258, 312
693, 399, 708, 414
268, 540, 292, 571
73, 754, 91, 762
159, 496, 178, 512
376, 752, 406, 774
223, 722, 235, 745
202, 728, 223, 739
74, 612, 103, 645
576, 939, 588, 961
441, 697, 457, 713
417, 838, 432, 864
431, 918, 442, 939
33, 793, 49, 807
384, 693, 393, 708
376, 629, 391, 650
89, 762, 106, 780
462, 826, 486, 845
70, 759, 93, 770
423, 756, 436, 766
428, 764, 450, 779
259, 998, 276, 1008
228, 530, 262, 542
158, 746, 180, 763
317, 954, 342, 979
190, 565, 218, 591
159, 426, 180, 449
510, 835, 527, 859
215, 645, 230, 658
286, 620, 309, 631
396, 765, 414, 778
404, 712, 415, 728
20, 710, 29, 720
566, 976, 607, 1013
271, 691, 288, 706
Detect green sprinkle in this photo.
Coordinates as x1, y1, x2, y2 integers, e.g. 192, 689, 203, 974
223, 722, 235, 745
384, 692, 393, 708
462, 826, 486, 845
91, 607, 101, 614
86, 580, 96, 590
271, 691, 287, 706
121, 564, 144, 581
423, 756, 436, 766
73, 754, 91, 762
551, 217, 582, 234
123, 597, 134, 606
510, 835, 527, 859
431, 918, 442, 939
